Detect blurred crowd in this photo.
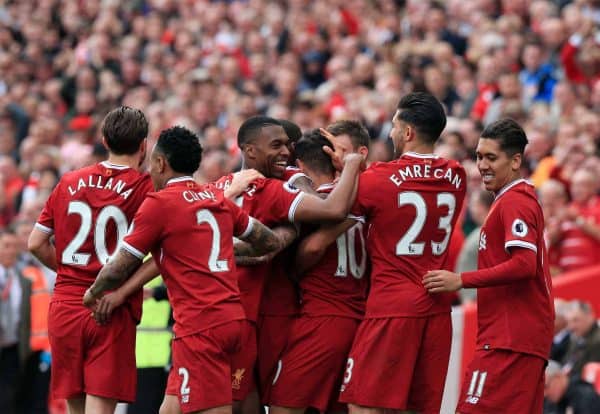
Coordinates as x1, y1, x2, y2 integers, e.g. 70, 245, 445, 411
0, 0, 600, 412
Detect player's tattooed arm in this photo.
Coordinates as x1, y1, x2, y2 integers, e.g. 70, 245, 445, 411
235, 224, 298, 265
235, 221, 292, 260
88, 259, 159, 324
84, 249, 142, 306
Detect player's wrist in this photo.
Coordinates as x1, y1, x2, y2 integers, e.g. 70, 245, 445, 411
457, 273, 464, 290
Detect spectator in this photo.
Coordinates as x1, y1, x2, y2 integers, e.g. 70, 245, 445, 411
0, 230, 32, 414
556, 169, 600, 272
545, 360, 600, 414
552, 299, 573, 363
483, 71, 525, 126
519, 40, 557, 108
564, 300, 600, 379
539, 179, 570, 275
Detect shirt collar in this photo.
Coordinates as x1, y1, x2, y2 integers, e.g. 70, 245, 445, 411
166, 176, 195, 186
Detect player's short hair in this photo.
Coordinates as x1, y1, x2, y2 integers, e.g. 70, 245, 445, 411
480, 118, 528, 156
326, 120, 370, 150
237, 116, 282, 148
101, 106, 148, 155
155, 126, 203, 175
396, 92, 446, 145
279, 119, 302, 145
295, 130, 335, 177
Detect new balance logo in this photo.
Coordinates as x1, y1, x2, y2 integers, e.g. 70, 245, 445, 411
479, 232, 487, 251
465, 370, 487, 405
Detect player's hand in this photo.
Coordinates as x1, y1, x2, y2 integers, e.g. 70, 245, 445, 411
225, 169, 264, 198
319, 127, 337, 144
342, 152, 367, 171
423, 270, 463, 293
83, 288, 99, 309
93, 291, 125, 325
322, 144, 345, 172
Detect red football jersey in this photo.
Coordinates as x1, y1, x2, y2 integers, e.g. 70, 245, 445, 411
123, 177, 251, 338
299, 183, 368, 319
470, 179, 554, 359
352, 152, 466, 317
36, 162, 153, 310
281, 166, 307, 184
213, 174, 304, 322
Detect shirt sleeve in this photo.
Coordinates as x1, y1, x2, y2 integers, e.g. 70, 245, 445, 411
122, 195, 164, 259
272, 180, 305, 223
35, 182, 60, 234
461, 247, 537, 288
500, 196, 540, 254
224, 197, 253, 238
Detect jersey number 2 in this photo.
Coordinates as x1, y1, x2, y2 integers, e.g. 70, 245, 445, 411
196, 209, 229, 272
396, 192, 456, 256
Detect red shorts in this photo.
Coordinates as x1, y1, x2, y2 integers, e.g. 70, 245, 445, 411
456, 349, 546, 413
269, 316, 360, 411
167, 320, 243, 414
257, 315, 295, 402
48, 301, 137, 402
230, 320, 258, 401
339, 314, 452, 413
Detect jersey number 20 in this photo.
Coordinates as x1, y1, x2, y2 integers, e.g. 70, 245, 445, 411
62, 201, 128, 265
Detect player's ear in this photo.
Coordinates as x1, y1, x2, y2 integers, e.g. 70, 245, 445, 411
511, 152, 522, 171
404, 124, 415, 142
139, 138, 147, 158
157, 154, 167, 173
358, 146, 369, 158
243, 143, 256, 160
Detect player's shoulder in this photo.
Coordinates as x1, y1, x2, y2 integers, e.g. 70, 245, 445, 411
212, 173, 235, 190
496, 180, 542, 219
282, 166, 302, 181
497, 180, 538, 204
260, 177, 300, 195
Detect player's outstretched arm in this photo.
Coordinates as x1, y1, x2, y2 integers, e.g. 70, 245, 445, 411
89, 259, 160, 324
293, 152, 363, 222
235, 224, 297, 265
236, 218, 284, 258
83, 249, 143, 309
295, 218, 356, 276
424, 247, 537, 293
27, 227, 57, 271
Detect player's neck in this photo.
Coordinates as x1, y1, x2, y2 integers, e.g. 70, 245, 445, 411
402, 142, 434, 156
495, 173, 524, 195
307, 172, 335, 189
106, 154, 142, 169
240, 161, 268, 178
